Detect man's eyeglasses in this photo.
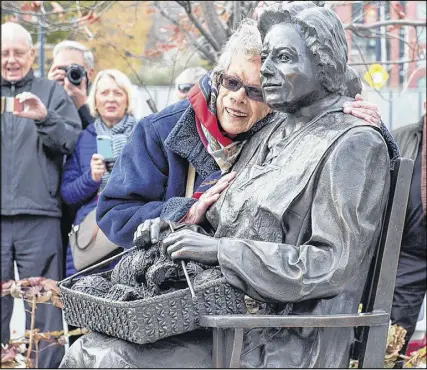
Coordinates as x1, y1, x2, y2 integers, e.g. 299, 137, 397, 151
220, 73, 264, 102
177, 83, 195, 94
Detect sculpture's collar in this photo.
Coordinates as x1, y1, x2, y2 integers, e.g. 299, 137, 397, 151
295, 94, 345, 121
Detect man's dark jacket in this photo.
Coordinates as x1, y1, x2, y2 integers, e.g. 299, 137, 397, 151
392, 119, 423, 160
1, 69, 81, 217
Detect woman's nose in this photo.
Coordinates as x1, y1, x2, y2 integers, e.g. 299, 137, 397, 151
230, 86, 248, 103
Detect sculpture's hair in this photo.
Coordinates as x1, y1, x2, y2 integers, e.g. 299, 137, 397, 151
213, 18, 262, 75
53, 40, 95, 69
1, 22, 33, 48
343, 66, 363, 97
88, 69, 134, 117
258, 2, 348, 93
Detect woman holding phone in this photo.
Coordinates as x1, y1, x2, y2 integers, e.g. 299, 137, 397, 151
60, 69, 137, 278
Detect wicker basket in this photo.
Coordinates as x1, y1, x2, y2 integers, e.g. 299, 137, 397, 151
59, 270, 246, 345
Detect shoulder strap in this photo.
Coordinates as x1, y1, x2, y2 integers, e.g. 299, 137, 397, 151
185, 164, 196, 198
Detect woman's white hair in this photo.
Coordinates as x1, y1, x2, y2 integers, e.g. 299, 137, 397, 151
214, 18, 262, 75
53, 40, 95, 69
88, 69, 135, 118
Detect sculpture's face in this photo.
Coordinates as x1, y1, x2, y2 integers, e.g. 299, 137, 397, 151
260, 23, 321, 113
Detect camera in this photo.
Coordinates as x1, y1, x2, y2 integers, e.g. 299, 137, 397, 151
59, 64, 87, 86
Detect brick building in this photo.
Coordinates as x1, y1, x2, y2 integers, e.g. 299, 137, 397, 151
334, 1, 426, 89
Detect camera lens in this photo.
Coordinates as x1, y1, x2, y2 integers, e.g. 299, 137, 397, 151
67, 65, 84, 85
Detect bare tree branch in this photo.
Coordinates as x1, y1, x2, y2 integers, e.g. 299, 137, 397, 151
199, 1, 228, 50
175, 1, 222, 52
153, 2, 217, 64
344, 19, 426, 30
349, 58, 425, 66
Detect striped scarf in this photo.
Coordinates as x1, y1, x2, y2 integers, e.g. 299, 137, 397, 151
94, 114, 137, 192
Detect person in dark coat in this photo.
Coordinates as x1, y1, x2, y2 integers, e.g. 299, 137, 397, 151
61, 69, 137, 278
60, 8, 397, 367
48, 40, 96, 270
1, 22, 81, 368
391, 108, 426, 356
48, 40, 95, 129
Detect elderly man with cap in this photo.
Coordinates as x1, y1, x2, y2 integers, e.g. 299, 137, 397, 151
1, 22, 81, 368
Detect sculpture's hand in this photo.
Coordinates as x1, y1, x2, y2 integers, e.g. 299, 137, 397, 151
133, 217, 172, 245
162, 230, 219, 265
181, 171, 236, 224
342, 94, 382, 126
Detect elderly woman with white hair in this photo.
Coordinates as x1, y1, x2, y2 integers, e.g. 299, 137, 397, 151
58, 15, 395, 368
60, 69, 137, 278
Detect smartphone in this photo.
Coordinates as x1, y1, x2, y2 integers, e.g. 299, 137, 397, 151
1, 97, 22, 113
96, 135, 113, 160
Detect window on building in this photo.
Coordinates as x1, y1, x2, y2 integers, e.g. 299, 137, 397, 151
416, 3, 426, 19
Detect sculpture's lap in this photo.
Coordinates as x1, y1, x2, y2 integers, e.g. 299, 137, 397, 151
59, 330, 212, 368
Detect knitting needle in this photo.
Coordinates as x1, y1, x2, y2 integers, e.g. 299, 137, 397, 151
167, 221, 196, 298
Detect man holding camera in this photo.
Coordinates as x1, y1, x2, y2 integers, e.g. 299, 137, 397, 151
1, 23, 81, 368
48, 41, 95, 129
48, 41, 96, 272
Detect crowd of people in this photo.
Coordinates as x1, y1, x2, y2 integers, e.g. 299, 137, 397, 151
1, 2, 425, 367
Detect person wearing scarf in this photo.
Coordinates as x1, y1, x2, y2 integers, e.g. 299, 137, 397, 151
60, 69, 137, 279
391, 107, 426, 358
61, 15, 399, 369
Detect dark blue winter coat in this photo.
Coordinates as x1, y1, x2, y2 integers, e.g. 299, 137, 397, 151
96, 99, 222, 249
61, 123, 100, 225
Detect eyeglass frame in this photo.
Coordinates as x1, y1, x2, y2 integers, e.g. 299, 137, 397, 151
219, 72, 265, 102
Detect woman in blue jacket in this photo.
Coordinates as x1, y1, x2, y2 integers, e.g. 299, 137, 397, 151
61, 69, 137, 277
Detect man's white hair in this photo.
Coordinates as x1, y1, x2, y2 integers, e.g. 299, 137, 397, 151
53, 40, 95, 69
214, 18, 262, 74
1, 22, 33, 48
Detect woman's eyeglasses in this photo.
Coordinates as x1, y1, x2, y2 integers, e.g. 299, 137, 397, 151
177, 83, 195, 94
220, 73, 264, 102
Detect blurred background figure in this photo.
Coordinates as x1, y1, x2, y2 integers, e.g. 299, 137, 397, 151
48, 41, 95, 129
48, 41, 97, 278
391, 100, 426, 359
174, 67, 207, 100
60, 69, 137, 279
1, 22, 81, 368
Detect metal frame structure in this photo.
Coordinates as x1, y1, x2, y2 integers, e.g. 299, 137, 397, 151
200, 157, 414, 368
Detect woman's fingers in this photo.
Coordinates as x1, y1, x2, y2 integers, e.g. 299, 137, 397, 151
149, 218, 162, 243
346, 109, 380, 125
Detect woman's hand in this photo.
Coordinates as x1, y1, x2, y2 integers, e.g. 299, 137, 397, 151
90, 153, 106, 182
343, 94, 382, 126
162, 229, 219, 265
13, 92, 48, 121
133, 217, 172, 245
181, 171, 237, 224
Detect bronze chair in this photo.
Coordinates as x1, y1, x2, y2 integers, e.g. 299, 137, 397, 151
200, 157, 414, 368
